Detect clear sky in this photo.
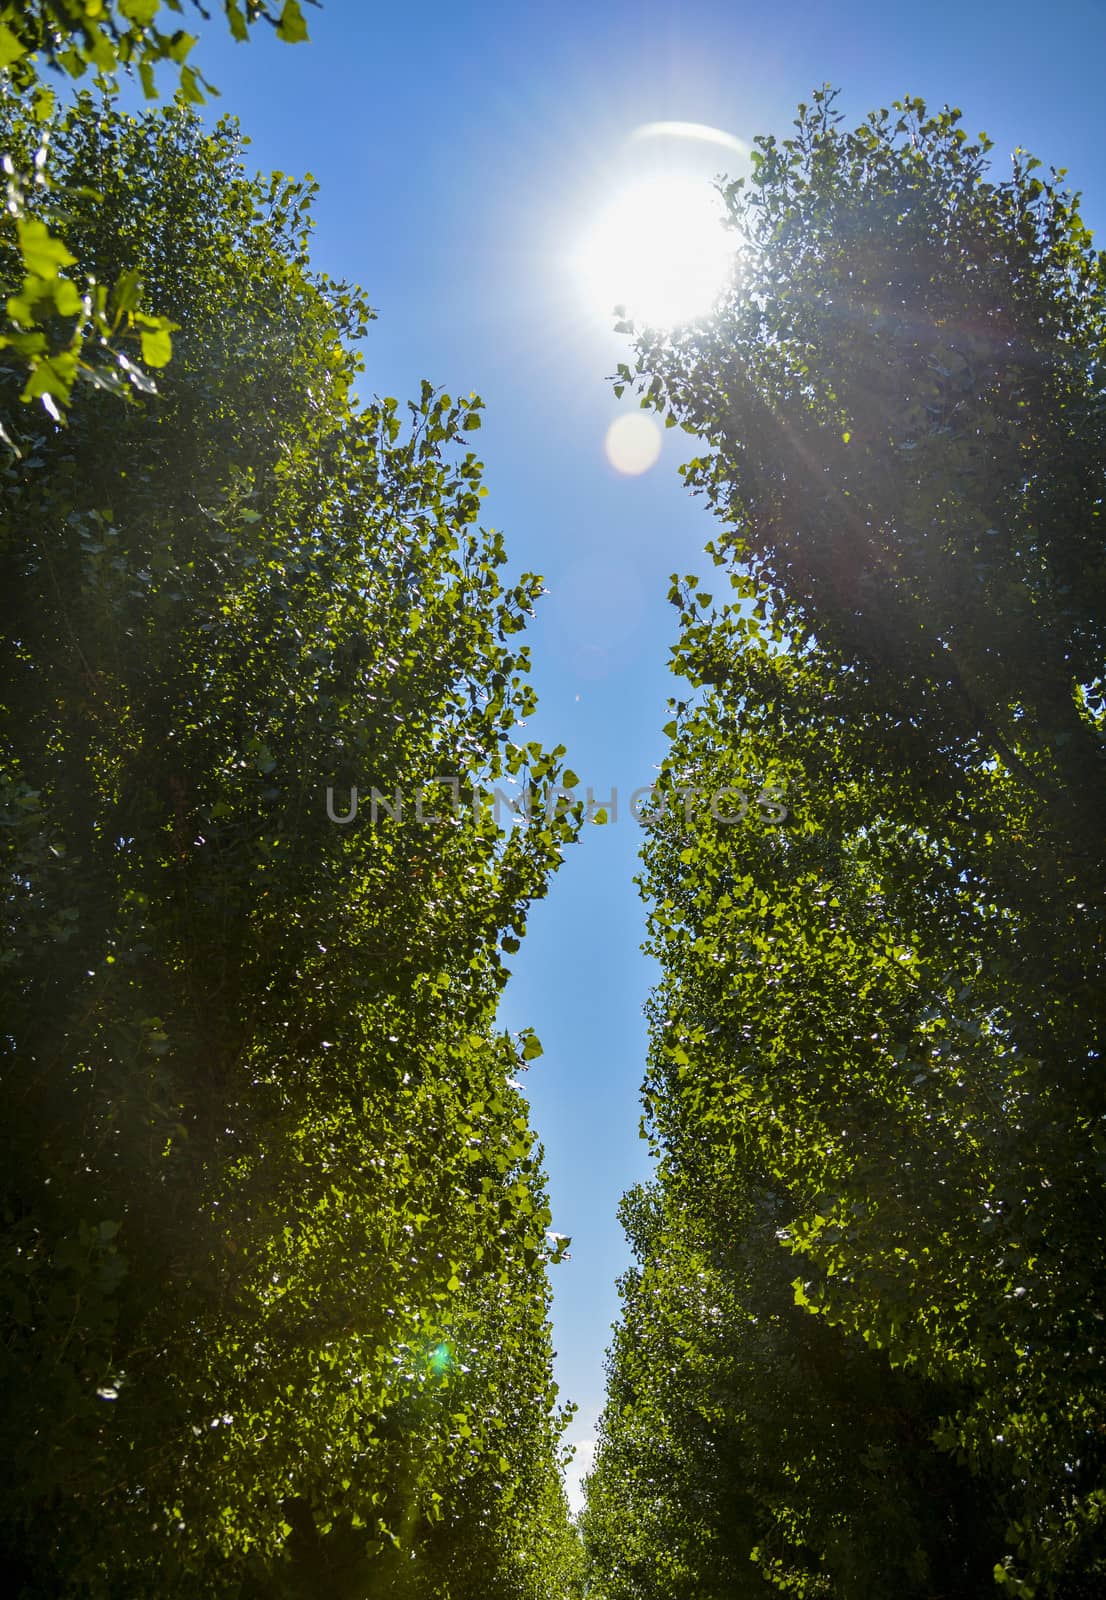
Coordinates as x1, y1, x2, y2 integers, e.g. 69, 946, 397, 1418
178, 0, 1106, 1511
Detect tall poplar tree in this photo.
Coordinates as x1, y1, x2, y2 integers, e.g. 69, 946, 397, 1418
1, 93, 582, 1597
586, 92, 1106, 1599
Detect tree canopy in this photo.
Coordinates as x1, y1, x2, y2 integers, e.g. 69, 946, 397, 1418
0, 1, 317, 418
584, 90, 1106, 1600
1, 90, 583, 1597
0, 0, 316, 99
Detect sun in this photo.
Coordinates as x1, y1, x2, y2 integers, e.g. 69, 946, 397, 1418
576, 174, 734, 331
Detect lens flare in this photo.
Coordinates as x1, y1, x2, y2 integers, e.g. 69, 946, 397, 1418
604, 412, 662, 475
626, 120, 749, 160
428, 1342, 451, 1376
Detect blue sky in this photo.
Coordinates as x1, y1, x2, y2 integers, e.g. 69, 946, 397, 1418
179, 0, 1106, 1509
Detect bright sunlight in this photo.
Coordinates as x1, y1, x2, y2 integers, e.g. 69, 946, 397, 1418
576, 173, 734, 330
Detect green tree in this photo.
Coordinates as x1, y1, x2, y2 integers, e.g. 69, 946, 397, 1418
0, 1, 317, 418
588, 92, 1106, 1598
1, 92, 581, 1596
0, 0, 316, 98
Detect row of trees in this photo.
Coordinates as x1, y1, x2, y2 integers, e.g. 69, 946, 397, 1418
1, 89, 584, 1595
583, 93, 1106, 1598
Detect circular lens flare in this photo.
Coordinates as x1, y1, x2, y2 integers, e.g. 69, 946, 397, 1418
577, 175, 733, 330
604, 412, 662, 475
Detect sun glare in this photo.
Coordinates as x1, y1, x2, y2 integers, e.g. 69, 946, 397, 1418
577, 174, 733, 330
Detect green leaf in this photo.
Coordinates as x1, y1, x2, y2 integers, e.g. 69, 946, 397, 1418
119, 0, 161, 24
276, 0, 310, 42
110, 268, 143, 322
22, 349, 79, 407
0, 22, 27, 68
136, 316, 174, 367
16, 219, 77, 278
167, 29, 196, 64
225, 1, 249, 42
177, 62, 203, 102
